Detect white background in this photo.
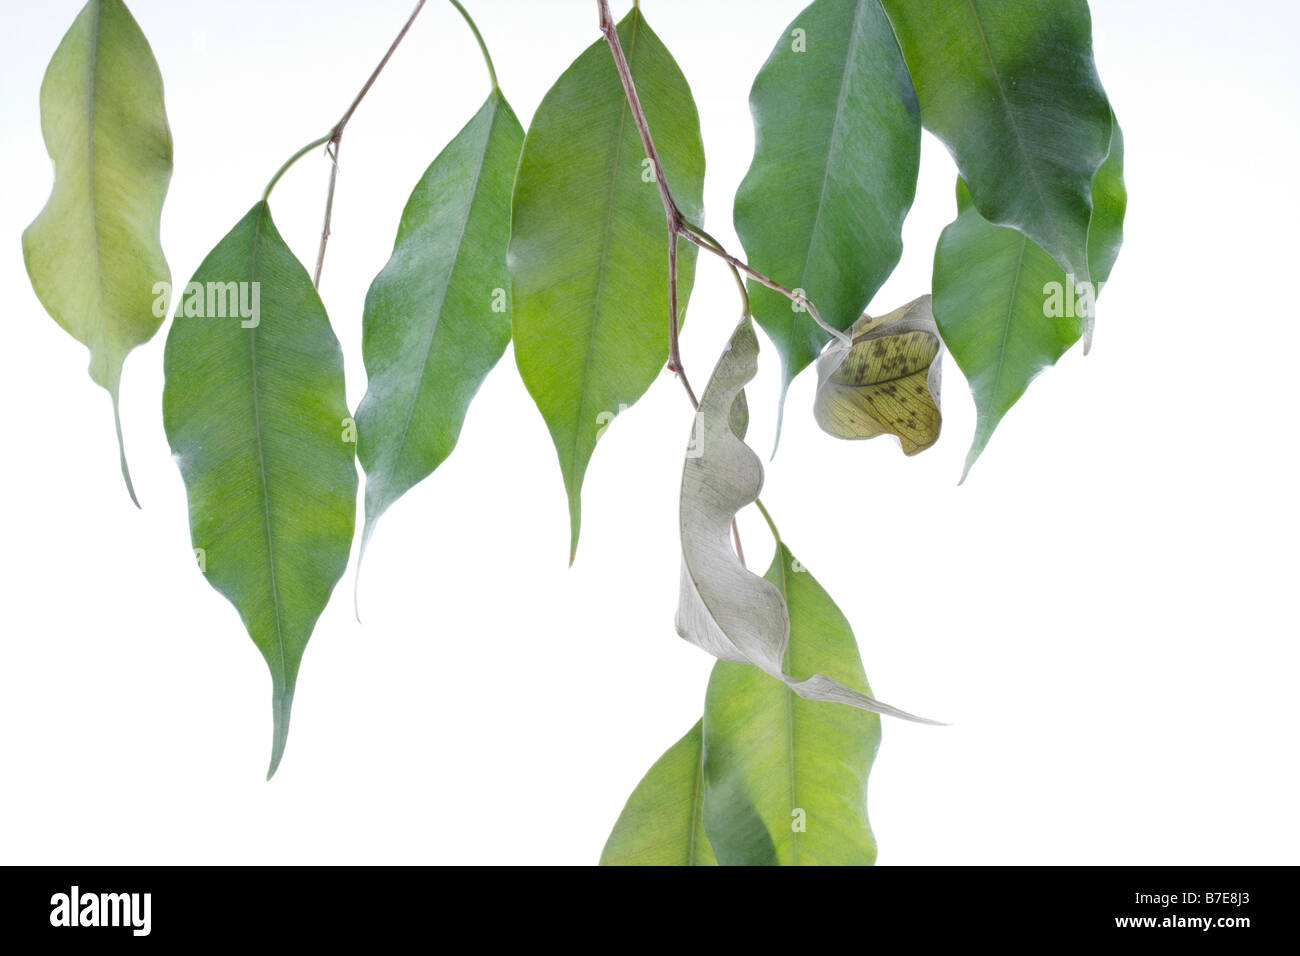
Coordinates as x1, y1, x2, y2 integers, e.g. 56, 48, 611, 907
0, 0, 1296, 865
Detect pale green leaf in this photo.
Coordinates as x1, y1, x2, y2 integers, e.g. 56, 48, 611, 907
162, 202, 357, 778
22, 0, 172, 505
704, 543, 882, 866
600, 721, 718, 866
510, 7, 705, 561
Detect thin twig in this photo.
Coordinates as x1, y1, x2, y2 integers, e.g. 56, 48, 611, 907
312, 0, 429, 287
595, 0, 848, 360
679, 224, 849, 347
263, 133, 333, 202
598, 0, 758, 563
666, 231, 698, 408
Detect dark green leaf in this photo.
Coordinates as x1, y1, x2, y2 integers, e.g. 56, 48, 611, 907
934, 115, 1125, 478
509, 7, 705, 561
355, 91, 523, 563
162, 202, 357, 777
735, 0, 920, 411
881, 0, 1112, 280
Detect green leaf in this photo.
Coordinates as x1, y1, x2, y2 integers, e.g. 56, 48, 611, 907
1082, 114, 1126, 350
22, 0, 172, 506
734, 0, 920, 411
934, 116, 1125, 479
509, 7, 705, 562
600, 721, 718, 866
355, 91, 523, 566
162, 202, 357, 778
880, 0, 1112, 281
704, 543, 882, 866
677, 319, 936, 723
813, 294, 942, 455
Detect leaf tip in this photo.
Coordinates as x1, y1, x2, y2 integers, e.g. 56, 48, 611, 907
769, 383, 790, 461
354, 517, 377, 624
111, 389, 142, 508
266, 684, 294, 781
567, 493, 582, 567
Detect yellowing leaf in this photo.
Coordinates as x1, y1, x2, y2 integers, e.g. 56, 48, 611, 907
23, 0, 172, 504
813, 294, 942, 455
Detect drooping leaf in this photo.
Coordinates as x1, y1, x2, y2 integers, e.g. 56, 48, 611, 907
880, 0, 1112, 281
162, 202, 357, 778
600, 721, 718, 866
354, 90, 523, 565
813, 294, 942, 454
734, 0, 920, 413
676, 318, 936, 724
704, 543, 882, 866
934, 116, 1125, 480
22, 0, 172, 505
509, 7, 705, 561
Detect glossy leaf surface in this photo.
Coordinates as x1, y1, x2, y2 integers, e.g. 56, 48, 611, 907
23, 0, 172, 504
881, 0, 1111, 280
510, 7, 705, 561
355, 91, 523, 557
734, 0, 920, 404
162, 202, 357, 777
935, 116, 1125, 479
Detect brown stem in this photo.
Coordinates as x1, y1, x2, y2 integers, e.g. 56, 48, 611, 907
679, 225, 849, 346
596, 0, 847, 353
666, 232, 698, 409
312, 0, 429, 288
598, 0, 756, 563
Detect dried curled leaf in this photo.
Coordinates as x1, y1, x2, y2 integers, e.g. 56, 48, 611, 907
676, 319, 937, 724
813, 294, 942, 454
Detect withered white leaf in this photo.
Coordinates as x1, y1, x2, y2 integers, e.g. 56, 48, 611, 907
677, 318, 939, 724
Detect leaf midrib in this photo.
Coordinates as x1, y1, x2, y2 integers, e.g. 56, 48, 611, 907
567, 13, 643, 488
988, 232, 1030, 414
775, 547, 800, 866
380, 100, 500, 504
687, 740, 706, 865
83, 0, 110, 382
963, 0, 1063, 267
793, 0, 871, 339
245, 206, 288, 691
